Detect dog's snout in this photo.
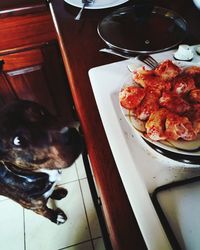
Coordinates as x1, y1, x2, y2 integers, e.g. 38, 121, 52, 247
48, 127, 81, 147
60, 127, 81, 146
60, 127, 70, 135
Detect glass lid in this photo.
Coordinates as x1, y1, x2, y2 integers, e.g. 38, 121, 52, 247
97, 5, 188, 54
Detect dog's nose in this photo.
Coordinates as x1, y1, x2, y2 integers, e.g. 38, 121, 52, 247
60, 127, 81, 145
60, 127, 70, 135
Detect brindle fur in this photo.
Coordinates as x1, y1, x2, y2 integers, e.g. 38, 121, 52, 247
0, 100, 82, 224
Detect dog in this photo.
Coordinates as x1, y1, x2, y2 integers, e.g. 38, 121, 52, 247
0, 100, 82, 224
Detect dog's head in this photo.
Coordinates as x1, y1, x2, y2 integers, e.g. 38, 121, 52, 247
0, 100, 82, 171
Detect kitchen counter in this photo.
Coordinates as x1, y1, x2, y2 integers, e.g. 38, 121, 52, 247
49, 0, 200, 249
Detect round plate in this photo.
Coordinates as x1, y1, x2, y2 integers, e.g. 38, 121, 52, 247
120, 61, 200, 161
98, 5, 188, 54
123, 108, 200, 156
64, 0, 128, 9
144, 139, 200, 164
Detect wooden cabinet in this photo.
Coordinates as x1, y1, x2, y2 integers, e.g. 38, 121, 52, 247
0, 6, 76, 122
0, 43, 75, 122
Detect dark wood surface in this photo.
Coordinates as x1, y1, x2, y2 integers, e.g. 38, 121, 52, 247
49, 0, 200, 249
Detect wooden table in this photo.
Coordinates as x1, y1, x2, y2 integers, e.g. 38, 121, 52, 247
49, 1, 200, 249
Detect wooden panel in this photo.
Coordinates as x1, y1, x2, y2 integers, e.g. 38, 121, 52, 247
0, 11, 56, 53
6, 67, 56, 114
0, 73, 17, 103
0, 3, 47, 18
0, 0, 45, 10
1, 49, 43, 71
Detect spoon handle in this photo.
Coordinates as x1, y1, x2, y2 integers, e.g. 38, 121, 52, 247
75, 3, 86, 20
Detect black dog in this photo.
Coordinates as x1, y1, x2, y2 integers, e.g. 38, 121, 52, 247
0, 100, 82, 224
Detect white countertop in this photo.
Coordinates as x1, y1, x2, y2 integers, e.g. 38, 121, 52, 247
89, 47, 200, 249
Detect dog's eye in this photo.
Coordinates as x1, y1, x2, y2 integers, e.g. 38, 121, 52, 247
13, 136, 27, 147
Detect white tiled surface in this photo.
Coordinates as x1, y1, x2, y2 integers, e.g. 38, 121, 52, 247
0, 200, 24, 250
80, 179, 102, 239
0, 155, 106, 250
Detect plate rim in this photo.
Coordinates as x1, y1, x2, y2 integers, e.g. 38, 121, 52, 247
121, 105, 200, 157
64, 0, 128, 9
144, 139, 200, 164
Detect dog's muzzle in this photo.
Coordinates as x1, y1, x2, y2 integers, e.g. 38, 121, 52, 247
60, 127, 82, 146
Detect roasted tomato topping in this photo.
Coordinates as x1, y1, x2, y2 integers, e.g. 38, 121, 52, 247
173, 75, 195, 96
119, 86, 145, 110
145, 109, 168, 141
154, 60, 181, 81
165, 113, 196, 141
184, 66, 200, 76
188, 104, 200, 133
135, 88, 160, 120
159, 92, 191, 115
119, 60, 200, 141
134, 67, 171, 91
189, 89, 200, 103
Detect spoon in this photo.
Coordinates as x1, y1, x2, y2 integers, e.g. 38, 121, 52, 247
75, 0, 94, 21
